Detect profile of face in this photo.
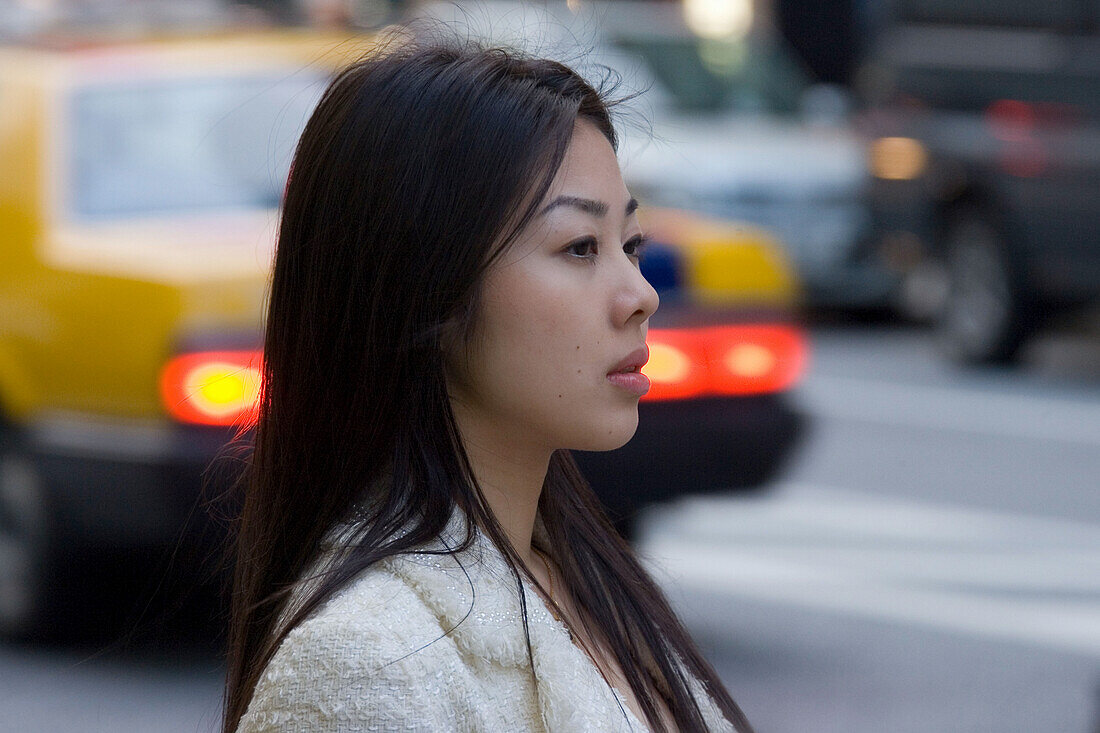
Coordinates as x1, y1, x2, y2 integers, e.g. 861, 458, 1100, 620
445, 118, 660, 457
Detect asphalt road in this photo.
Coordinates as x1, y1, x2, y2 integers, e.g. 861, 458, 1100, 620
639, 323, 1100, 733
2, 322, 1098, 733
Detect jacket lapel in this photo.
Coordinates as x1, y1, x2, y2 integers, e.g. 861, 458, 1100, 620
383, 509, 733, 732
389, 512, 646, 731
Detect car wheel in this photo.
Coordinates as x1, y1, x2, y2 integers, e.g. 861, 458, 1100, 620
936, 208, 1030, 365
0, 448, 52, 639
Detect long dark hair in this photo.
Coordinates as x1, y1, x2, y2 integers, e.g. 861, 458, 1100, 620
223, 31, 753, 733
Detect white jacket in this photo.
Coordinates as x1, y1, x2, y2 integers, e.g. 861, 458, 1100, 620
237, 511, 735, 732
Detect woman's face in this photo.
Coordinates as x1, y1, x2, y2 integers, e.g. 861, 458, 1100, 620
446, 119, 659, 455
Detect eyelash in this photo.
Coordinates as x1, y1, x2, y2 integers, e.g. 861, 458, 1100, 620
565, 234, 651, 262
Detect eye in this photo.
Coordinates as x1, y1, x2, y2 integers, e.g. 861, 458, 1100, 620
564, 237, 598, 259
624, 234, 651, 260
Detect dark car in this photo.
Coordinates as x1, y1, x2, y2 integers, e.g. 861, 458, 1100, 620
861, 0, 1100, 364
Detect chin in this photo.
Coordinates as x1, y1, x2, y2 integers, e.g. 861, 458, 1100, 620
571, 409, 640, 452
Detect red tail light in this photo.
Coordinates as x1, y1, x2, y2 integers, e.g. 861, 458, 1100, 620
160, 350, 263, 426
159, 327, 806, 422
642, 324, 807, 401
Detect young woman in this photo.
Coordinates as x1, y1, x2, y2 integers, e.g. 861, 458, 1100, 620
223, 32, 754, 733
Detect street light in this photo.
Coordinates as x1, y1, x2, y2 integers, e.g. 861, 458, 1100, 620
683, 0, 753, 40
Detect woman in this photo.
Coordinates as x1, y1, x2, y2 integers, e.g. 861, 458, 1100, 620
223, 31, 754, 733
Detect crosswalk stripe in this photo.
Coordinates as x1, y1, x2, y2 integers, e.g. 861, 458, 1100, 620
639, 484, 1100, 656
799, 375, 1100, 446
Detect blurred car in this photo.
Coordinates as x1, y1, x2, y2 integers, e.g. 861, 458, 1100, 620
0, 27, 806, 638
861, 0, 1100, 364
415, 0, 892, 310
0, 28, 364, 637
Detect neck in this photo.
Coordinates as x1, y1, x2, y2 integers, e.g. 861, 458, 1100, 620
449, 400, 550, 565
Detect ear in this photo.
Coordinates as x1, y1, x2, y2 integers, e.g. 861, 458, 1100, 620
439, 311, 463, 356
439, 310, 471, 388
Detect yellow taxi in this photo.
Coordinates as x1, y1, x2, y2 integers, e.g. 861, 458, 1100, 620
0, 29, 370, 637
0, 29, 806, 637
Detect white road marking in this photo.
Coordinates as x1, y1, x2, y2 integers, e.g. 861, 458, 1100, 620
640, 484, 1100, 656
798, 375, 1100, 446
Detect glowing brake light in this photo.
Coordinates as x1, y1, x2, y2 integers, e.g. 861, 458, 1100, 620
642, 324, 807, 401
646, 342, 692, 382
641, 330, 709, 400
870, 136, 927, 181
724, 342, 776, 377
160, 350, 263, 426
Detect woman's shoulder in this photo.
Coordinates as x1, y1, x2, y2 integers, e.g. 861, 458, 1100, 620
279, 555, 451, 665
269, 509, 491, 660
237, 559, 463, 732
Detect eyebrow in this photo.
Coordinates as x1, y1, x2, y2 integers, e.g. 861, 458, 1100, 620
538, 195, 639, 219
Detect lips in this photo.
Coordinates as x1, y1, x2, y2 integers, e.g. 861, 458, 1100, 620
607, 345, 650, 376
606, 345, 651, 397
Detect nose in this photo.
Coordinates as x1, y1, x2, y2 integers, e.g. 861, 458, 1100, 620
613, 257, 660, 328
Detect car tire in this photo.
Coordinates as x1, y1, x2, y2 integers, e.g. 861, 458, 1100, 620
0, 446, 54, 639
935, 207, 1031, 365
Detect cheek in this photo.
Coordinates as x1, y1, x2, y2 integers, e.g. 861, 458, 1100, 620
461, 270, 637, 450
480, 277, 583, 387
474, 263, 607, 404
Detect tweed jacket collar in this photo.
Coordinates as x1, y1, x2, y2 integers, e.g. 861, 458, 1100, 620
315, 505, 733, 731
382, 508, 649, 731
381, 509, 732, 732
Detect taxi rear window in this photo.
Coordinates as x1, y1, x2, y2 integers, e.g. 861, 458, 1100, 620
67, 71, 327, 220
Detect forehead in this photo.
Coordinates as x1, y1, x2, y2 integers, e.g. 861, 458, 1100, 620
546, 119, 627, 202
494, 119, 633, 262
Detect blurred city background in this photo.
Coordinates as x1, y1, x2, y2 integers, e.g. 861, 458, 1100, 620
0, 0, 1098, 731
